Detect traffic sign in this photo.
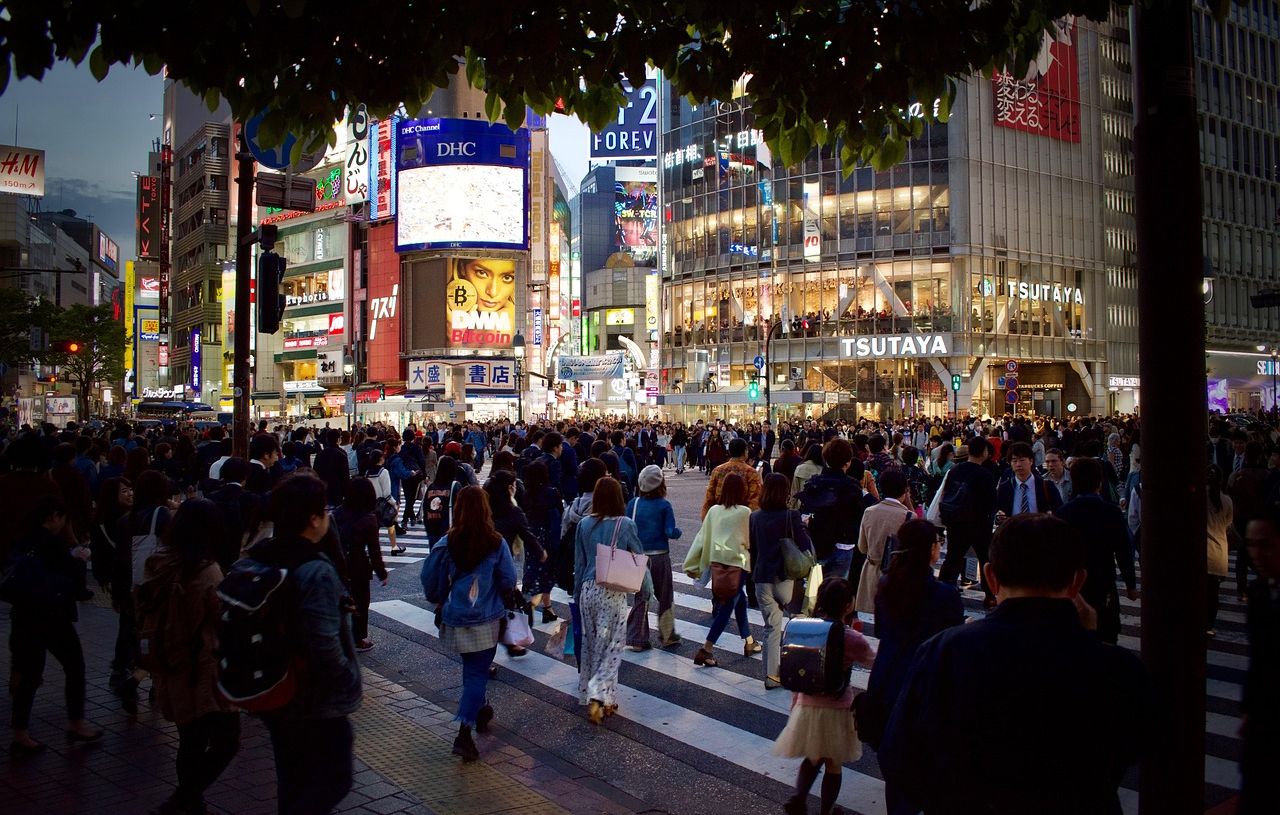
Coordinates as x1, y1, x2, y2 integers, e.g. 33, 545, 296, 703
244, 111, 323, 172
1006, 389, 1020, 404
753, 355, 765, 371
1004, 377, 1019, 391
1005, 359, 1019, 373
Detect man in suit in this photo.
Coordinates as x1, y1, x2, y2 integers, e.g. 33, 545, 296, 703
880, 513, 1148, 815
246, 432, 282, 496
1054, 457, 1137, 644
1207, 421, 1234, 474
996, 442, 1064, 519
1241, 507, 1280, 814
313, 429, 352, 509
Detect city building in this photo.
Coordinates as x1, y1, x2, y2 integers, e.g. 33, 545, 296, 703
657, 19, 1127, 421
1191, 2, 1280, 412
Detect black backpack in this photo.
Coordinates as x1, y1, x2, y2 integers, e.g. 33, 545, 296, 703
214, 552, 316, 713
779, 618, 849, 696
554, 498, 588, 591
938, 471, 976, 527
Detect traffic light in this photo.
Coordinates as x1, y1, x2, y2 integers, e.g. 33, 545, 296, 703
951, 374, 962, 392
52, 339, 83, 353
37, 374, 57, 384
256, 251, 287, 334
748, 375, 760, 400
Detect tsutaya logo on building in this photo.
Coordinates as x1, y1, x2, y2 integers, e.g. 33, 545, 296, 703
840, 334, 952, 359
1006, 281, 1084, 304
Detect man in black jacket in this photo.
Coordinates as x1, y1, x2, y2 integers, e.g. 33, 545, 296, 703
1053, 457, 1137, 644
880, 513, 1148, 815
938, 436, 998, 607
245, 432, 282, 496
398, 429, 427, 526
996, 442, 1063, 518
796, 438, 865, 581
313, 429, 351, 509
1241, 508, 1280, 813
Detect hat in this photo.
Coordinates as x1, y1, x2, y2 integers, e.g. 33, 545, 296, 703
954, 445, 970, 459
444, 441, 462, 456
638, 464, 664, 494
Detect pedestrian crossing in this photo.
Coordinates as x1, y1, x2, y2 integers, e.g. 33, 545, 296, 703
371, 515, 1250, 815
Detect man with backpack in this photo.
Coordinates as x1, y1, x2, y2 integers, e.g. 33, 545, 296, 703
937, 436, 999, 608
218, 472, 361, 815
796, 438, 866, 583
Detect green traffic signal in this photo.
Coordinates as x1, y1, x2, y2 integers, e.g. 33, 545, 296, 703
951, 374, 961, 391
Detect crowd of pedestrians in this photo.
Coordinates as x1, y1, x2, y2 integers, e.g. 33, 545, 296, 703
0, 407, 1276, 814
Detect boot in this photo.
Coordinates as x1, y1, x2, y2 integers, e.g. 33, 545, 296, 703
452, 725, 479, 762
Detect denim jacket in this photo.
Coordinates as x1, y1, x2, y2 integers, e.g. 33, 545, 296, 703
440, 541, 517, 628
248, 535, 362, 720
624, 496, 681, 555
573, 515, 653, 599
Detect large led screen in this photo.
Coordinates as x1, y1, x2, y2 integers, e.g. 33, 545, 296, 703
398, 165, 525, 250
613, 176, 657, 267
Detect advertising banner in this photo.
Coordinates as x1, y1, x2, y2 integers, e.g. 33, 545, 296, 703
96, 230, 119, 273
46, 397, 76, 415
802, 181, 821, 261
532, 308, 543, 346
557, 352, 625, 382
139, 318, 160, 341
0, 144, 45, 196
590, 79, 658, 159
613, 171, 658, 266
366, 223, 402, 382
406, 358, 517, 393
444, 257, 517, 348
137, 175, 160, 259
189, 327, 202, 391
645, 272, 659, 341
368, 117, 398, 221
993, 18, 1081, 143
317, 350, 343, 383
344, 104, 370, 206
396, 118, 530, 251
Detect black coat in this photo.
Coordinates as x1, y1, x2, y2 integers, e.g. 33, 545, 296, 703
880, 597, 1148, 815
313, 446, 351, 507
1054, 494, 1136, 643
995, 473, 1064, 517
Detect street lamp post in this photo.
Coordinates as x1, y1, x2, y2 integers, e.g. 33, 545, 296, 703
343, 352, 356, 431
513, 332, 526, 425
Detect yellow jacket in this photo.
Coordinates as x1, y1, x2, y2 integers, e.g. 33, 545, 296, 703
684, 504, 751, 576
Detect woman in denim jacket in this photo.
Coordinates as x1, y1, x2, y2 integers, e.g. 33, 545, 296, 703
432, 486, 517, 762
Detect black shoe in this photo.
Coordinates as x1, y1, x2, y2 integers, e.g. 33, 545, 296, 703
476, 704, 495, 734
452, 727, 479, 762
487, 664, 498, 679
115, 676, 139, 715
394, 524, 407, 536
783, 795, 808, 815
505, 645, 528, 658
9, 740, 46, 759
540, 607, 558, 624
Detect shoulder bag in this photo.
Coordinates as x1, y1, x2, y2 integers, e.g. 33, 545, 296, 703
131, 508, 163, 587
779, 511, 816, 581
595, 518, 648, 593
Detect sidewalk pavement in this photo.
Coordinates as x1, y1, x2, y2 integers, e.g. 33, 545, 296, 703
0, 598, 643, 815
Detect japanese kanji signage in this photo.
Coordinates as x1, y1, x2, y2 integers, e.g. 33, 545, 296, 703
406, 358, 517, 393
344, 105, 369, 206
992, 18, 1080, 143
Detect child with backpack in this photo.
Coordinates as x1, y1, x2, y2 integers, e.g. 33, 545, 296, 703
773, 577, 876, 815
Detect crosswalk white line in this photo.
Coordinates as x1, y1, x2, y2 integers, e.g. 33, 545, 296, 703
370, 599, 889, 814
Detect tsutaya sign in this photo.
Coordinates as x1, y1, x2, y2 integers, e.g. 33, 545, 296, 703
1006, 281, 1084, 304
840, 333, 952, 359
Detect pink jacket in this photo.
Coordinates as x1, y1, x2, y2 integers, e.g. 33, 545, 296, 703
793, 627, 876, 709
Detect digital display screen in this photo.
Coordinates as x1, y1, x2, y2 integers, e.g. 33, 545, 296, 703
397, 164, 525, 251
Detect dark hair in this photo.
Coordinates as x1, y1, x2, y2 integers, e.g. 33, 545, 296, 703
1207, 464, 1224, 512
220, 456, 250, 484
578, 458, 607, 494
720, 472, 747, 508
759, 473, 790, 511
609, 430, 625, 446
249, 432, 280, 461
491, 450, 516, 472
880, 519, 942, 618
967, 436, 991, 459
781, 439, 795, 453
591, 476, 626, 518
814, 577, 855, 622
447, 485, 502, 572
868, 435, 886, 454
343, 477, 377, 514
164, 498, 225, 580
728, 437, 748, 458
902, 446, 919, 466
1069, 456, 1103, 494
523, 460, 550, 501
879, 469, 909, 500
1044, 447, 1066, 462
95, 477, 132, 527
134, 469, 171, 508
124, 447, 151, 483
822, 438, 854, 471
541, 432, 563, 453
484, 470, 517, 512
270, 471, 328, 538
590, 439, 610, 459
432, 456, 458, 488
29, 493, 67, 532
804, 443, 824, 465
989, 513, 1083, 592
1006, 441, 1034, 461
599, 450, 622, 480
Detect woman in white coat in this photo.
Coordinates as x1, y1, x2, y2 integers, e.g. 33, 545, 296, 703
855, 470, 915, 615
1206, 465, 1233, 637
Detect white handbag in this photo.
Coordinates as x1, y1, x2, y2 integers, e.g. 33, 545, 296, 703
500, 609, 535, 648
130, 508, 162, 586
595, 518, 648, 593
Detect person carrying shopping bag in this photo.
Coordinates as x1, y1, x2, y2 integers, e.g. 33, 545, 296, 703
683, 473, 760, 667
750, 473, 814, 689
573, 477, 653, 724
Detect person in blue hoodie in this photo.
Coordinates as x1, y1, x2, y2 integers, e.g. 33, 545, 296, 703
423, 485, 517, 763
624, 465, 682, 649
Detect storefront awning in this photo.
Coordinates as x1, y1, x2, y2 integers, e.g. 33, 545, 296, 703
356, 385, 406, 403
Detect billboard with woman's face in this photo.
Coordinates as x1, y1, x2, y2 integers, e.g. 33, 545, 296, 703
446, 257, 517, 348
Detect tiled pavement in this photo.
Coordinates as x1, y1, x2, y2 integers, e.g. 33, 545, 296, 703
0, 600, 645, 815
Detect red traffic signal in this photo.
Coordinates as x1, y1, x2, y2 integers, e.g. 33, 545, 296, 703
52, 340, 83, 353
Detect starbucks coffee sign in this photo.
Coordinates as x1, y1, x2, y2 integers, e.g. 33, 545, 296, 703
839, 333, 952, 359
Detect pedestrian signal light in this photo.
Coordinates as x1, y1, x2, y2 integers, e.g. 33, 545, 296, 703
379, 385, 386, 401
748, 378, 760, 400
951, 374, 961, 391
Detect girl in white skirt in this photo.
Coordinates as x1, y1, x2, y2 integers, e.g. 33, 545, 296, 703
773, 578, 876, 815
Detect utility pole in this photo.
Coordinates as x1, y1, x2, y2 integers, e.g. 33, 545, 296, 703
1134, 4, 1206, 813
232, 136, 255, 459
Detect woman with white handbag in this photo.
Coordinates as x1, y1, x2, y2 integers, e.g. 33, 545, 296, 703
572, 477, 653, 724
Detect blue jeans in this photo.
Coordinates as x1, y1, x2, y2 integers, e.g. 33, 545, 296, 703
457, 646, 496, 727
674, 446, 686, 471
706, 579, 750, 644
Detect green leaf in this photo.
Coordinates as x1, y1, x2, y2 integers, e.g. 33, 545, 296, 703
204, 87, 221, 113
484, 91, 502, 123
88, 46, 109, 82
503, 100, 526, 131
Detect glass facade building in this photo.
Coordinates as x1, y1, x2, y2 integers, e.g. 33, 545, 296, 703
658, 20, 1126, 420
